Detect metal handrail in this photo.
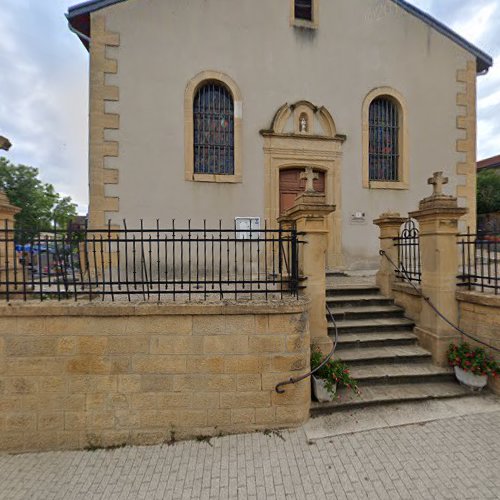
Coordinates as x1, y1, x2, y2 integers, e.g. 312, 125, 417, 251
275, 302, 339, 394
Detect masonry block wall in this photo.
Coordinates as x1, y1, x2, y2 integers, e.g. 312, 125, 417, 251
0, 300, 310, 453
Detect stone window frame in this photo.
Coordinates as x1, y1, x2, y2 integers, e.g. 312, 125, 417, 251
362, 87, 409, 190
290, 0, 319, 29
184, 71, 243, 183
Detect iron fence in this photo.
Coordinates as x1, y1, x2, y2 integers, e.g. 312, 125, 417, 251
0, 220, 300, 302
393, 218, 421, 283
458, 230, 500, 295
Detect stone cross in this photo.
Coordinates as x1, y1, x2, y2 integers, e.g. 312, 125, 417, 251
428, 171, 448, 196
300, 167, 319, 193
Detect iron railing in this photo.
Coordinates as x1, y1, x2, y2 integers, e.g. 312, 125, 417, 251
0, 220, 300, 302
458, 230, 500, 295
394, 218, 421, 283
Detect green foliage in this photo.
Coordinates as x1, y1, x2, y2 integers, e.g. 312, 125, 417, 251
447, 342, 498, 377
0, 157, 78, 242
310, 344, 360, 396
477, 170, 500, 215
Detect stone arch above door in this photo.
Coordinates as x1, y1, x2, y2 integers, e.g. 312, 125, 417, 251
260, 101, 346, 270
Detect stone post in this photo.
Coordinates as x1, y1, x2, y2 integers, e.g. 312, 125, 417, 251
279, 192, 336, 354
410, 172, 467, 366
0, 191, 20, 294
373, 213, 407, 297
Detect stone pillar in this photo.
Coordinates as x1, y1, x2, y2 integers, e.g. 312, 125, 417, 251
0, 191, 20, 294
279, 192, 335, 354
373, 213, 407, 297
410, 172, 467, 366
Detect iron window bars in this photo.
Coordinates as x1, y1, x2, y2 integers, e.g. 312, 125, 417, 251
295, 0, 313, 21
369, 97, 400, 182
0, 220, 300, 302
193, 82, 234, 175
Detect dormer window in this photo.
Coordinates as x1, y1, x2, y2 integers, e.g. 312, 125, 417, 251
295, 0, 313, 21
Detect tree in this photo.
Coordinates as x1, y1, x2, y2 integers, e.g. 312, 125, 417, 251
0, 157, 78, 241
477, 170, 500, 215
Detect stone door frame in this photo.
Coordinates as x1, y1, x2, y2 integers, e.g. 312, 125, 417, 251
260, 101, 345, 270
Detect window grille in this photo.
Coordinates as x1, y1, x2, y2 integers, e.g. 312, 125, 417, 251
194, 82, 234, 175
369, 97, 400, 182
295, 0, 313, 21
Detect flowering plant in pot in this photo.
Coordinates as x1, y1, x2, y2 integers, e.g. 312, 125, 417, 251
310, 344, 360, 402
447, 342, 498, 391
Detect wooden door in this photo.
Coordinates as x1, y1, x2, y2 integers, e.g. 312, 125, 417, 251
279, 169, 325, 215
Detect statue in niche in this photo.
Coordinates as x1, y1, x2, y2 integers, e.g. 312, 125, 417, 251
299, 114, 308, 134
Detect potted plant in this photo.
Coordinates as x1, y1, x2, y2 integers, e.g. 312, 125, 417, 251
447, 342, 498, 391
310, 344, 360, 402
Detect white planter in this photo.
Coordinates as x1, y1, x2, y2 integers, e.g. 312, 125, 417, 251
454, 366, 488, 391
312, 376, 337, 403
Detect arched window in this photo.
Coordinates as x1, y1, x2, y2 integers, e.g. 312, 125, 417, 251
193, 82, 234, 175
369, 97, 400, 182
295, 0, 313, 21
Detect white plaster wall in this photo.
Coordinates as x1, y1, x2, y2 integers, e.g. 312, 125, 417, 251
99, 0, 474, 269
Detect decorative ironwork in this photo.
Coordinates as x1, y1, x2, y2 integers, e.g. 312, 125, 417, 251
394, 219, 421, 283
0, 220, 300, 302
295, 0, 313, 20
369, 97, 400, 182
458, 229, 500, 294
194, 82, 234, 175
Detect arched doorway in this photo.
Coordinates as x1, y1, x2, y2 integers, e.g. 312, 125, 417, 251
279, 168, 326, 215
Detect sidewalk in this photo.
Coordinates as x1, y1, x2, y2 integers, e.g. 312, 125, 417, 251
1, 407, 499, 499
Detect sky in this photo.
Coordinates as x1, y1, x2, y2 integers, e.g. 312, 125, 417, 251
0, 0, 499, 214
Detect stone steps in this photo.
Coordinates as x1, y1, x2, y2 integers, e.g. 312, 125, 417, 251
348, 362, 454, 386
313, 279, 483, 415
334, 345, 432, 365
331, 317, 415, 334
311, 381, 475, 415
327, 304, 406, 320
335, 331, 418, 349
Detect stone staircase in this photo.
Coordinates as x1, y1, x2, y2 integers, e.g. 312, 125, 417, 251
311, 276, 475, 416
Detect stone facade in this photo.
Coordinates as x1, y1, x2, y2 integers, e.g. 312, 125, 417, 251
70, 0, 490, 270
0, 300, 310, 453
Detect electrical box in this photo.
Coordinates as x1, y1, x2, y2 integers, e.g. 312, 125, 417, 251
235, 217, 261, 240
350, 212, 367, 225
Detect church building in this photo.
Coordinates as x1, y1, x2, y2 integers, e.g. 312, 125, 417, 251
67, 0, 492, 270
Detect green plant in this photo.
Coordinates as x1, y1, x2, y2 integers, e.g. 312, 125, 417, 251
310, 344, 360, 396
447, 342, 499, 378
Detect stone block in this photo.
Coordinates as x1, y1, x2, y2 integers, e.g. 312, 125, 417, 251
107, 336, 148, 354
286, 334, 307, 352
225, 315, 255, 335
140, 375, 174, 392
231, 408, 255, 425
126, 316, 192, 335
7, 357, 61, 376
192, 316, 225, 335
69, 375, 117, 394
255, 407, 276, 425
56, 337, 77, 355
203, 335, 249, 354
6, 377, 37, 395
236, 374, 262, 391
38, 376, 67, 393
255, 315, 269, 334
276, 405, 309, 425
271, 384, 309, 406
66, 356, 112, 375
89, 411, 115, 429
130, 393, 157, 411
271, 354, 307, 372
6, 413, 36, 432
6, 338, 57, 357
209, 409, 231, 426
220, 391, 271, 409
268, 314, 301, 334
44, 394, 86, 411
132, 355, 186, 374
77, 336, 108, 355
186, 356, 224, 374
156, 393, 190, 409
249, 336, 285, 353
117, 375, 141, 393
172, 374, 236, 392
150, 336, 202, 355
224, 355, 270, 374
38, 412, 64, 431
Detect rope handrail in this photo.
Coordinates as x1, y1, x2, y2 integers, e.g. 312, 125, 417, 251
381, 249, 500, 353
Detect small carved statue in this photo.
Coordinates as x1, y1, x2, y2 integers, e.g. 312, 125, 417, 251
299, 115, 308, 133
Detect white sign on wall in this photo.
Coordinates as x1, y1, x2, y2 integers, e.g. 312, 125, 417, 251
235, 217, 261, 240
